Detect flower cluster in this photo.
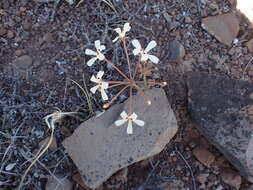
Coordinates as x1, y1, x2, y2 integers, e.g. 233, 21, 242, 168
85, 23, 166, 134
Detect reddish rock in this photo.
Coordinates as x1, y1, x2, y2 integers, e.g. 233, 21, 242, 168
0, 26, 7, 36
202, 13, 239, 46
192, 146, 215, 168
246, 38, 253, 53
221, 169, 242, 189
187, 72, 253, 183
7, 30, 15, 39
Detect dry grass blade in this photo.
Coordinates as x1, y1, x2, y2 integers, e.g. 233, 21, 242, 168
18, 110, 76, 190
71, 79, 94, 115
102, 0, 117, 12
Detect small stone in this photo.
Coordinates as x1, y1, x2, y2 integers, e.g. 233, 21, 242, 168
185, 16, 192, 23
167, 40, 185, 62
208, 2, 219, 10
163, 11, 172, 23
250, 93, 253, 100
7, 30, 15, 39
246, 39, 253, 53
15, 16, 22, 23
192, 146, 215, 168
221, 169, 242, 189
46, 176, 72, 190
12, 55, 33, 77
197, 173, 209, 184
0, 26, 7, 36
19, 7, 26, 12
15, 49, 24, 57
63, 89, 178, 189
202, 13, 240, 46
23, 19, 32, 31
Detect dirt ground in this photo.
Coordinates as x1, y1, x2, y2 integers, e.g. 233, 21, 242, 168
0, 0, 253, 189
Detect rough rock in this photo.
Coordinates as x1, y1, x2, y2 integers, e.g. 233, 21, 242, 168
197, 173, 209, 184
46, 176, 72, 190
63, 88, 178, 189
12, 55, 32, 70
7, 30, 15, 39
192, 146, 215, 168
221, 169, 242, 189
12, 55, 33, 77
22, 18, 32, 31
237, 0, 253, 23
187, 72, 253, 182
202, 13, 239, 46
246, 38, 253, 53
0, 25, 7, 36
167, 40, 185, 62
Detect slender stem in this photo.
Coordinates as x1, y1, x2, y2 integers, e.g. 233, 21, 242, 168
104, 85, 129, 108
108, 83, 127, 89
104, 58, 130, 81
129, 87, 133, 114
122, 38, 132, 80
135, 81, 166, 86
133, 56, 142, 79
105, 81, 131, 84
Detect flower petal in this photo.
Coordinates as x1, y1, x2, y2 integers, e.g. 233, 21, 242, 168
127, 120, 133, 134
96, 71, 104, 79
133, 48, 141, 56
120, 111, 128, 119
100, 88, 108, 100
90, 75, 99, 83
112, 37, 119, 43
94, 40, 101, 50
148, 54, 159, 64
141, 53, 149, 62
85, 49, 97, 56
87, 57, 98, 66
131, 112, 138, 120
132, 39, 142, 49
99, 45, 106, 51
115, 28, 121, 34
90, 85, 99, 94
145, 40, 157, 53
97, 52, 105, 61
101, 82, 109, 89
134, 119, 145, 127
123, 23, 131, 33
115, 119, 127, 126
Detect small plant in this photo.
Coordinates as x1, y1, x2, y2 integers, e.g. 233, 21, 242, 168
85, 23, 167, 134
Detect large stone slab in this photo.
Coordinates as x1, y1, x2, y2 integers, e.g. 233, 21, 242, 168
187, 72, 253, 182
202, 13, 239, 46
63, 88, 178, 189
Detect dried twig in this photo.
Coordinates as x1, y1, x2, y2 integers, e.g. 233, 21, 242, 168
175, 149, 197, 190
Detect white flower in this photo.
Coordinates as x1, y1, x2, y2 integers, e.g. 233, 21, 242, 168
115, 111, 145, 134
132, 39, 159, 64
90, 71, 109, 101
112, 23, 131, 42
85, 40, 106, 66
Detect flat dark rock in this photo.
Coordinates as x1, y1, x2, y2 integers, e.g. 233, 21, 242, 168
187, 72, 253, 182
63, 88, 178, 189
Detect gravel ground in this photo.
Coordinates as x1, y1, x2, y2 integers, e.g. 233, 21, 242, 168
0, 0, 253, 189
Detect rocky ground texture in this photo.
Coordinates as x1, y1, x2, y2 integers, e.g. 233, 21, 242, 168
0, 0, 253, 189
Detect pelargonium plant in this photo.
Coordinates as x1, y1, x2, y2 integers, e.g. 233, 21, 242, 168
85, 23, 167, 134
